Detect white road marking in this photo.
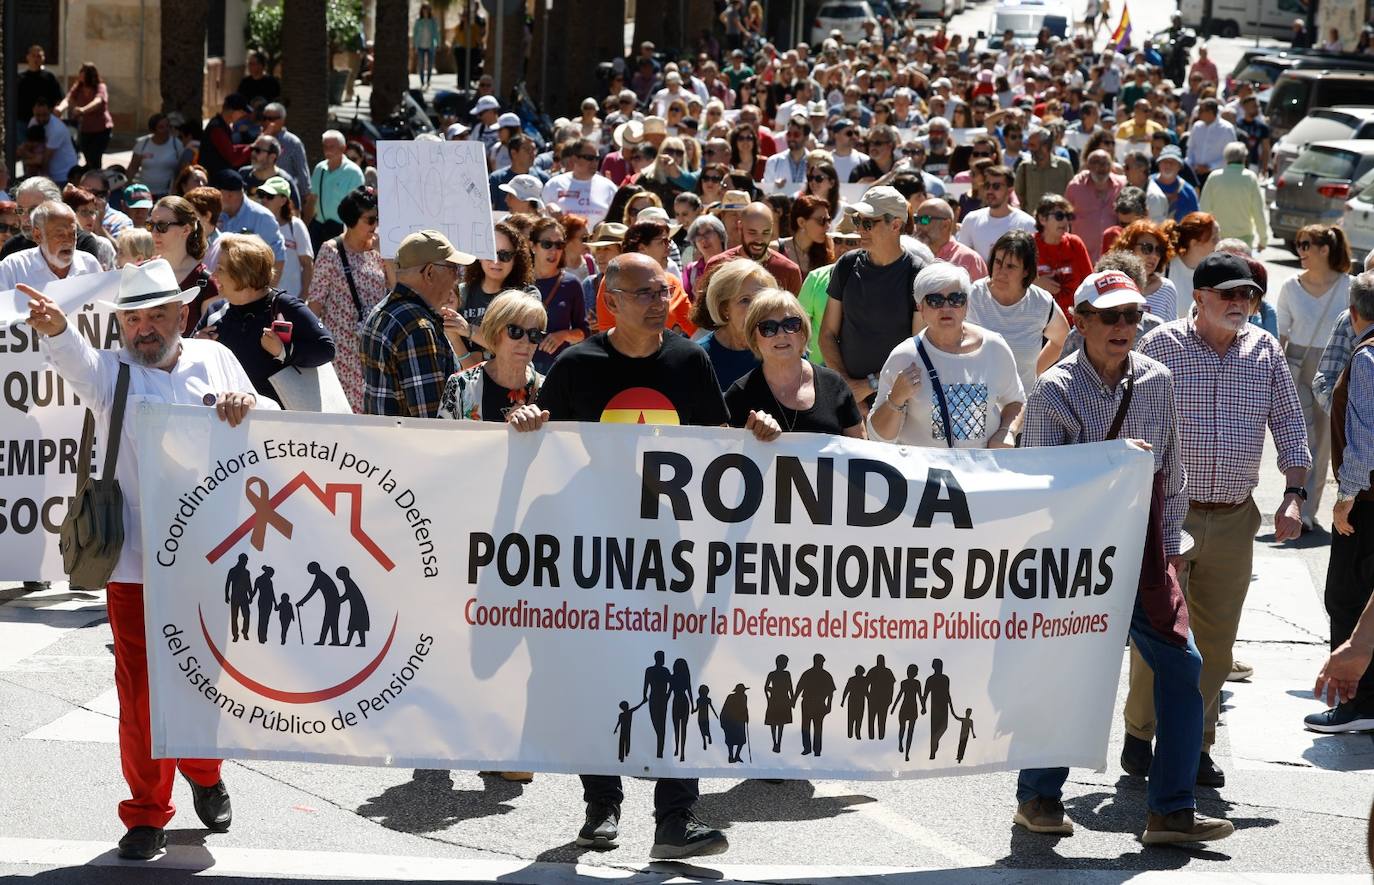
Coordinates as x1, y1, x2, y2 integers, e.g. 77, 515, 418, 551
0, 593, 107, 670
810, 780, 995, 867
23, 687, 119, 744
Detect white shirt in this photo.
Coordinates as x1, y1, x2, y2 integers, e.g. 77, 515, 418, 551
42, 327, 278, 583
32, 114, 78, 185
1167, 256, 1195, 310
0, 246, 102, 290
762, 150, 808, 187
1276, 274, 1351, 350
1146, 277, 1179, 322
832, 150, 868, 184
1144, 178, 1170, 224
132, 133, 184, 195
870, 329, 1025, 447
541, 173, 618, 227
965, 278, 1057, 396
652, 86, 690, 117
954, 207, 1037, 263
278, 217, 313, 298
1186, 117, 1238, 170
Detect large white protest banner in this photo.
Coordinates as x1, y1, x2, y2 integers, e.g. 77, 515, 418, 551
140, 404, 1150, 779
0, 271, 122, 581
375, 139, 496, 261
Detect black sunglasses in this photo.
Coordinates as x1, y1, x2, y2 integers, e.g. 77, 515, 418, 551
494, 249, 516, 262
807, 174, 830, 183
972, 150, 994, 159
1133, 241, 1158, 255
1047, 211, 1076, 222
923, 291, 968, 308
576, 153, 599, 161
1200, 288, 1255, 302
1084, 308, 1143, 325
537, 239, 566, 250
856, 216, 889, 230
506, 324, 548, 343
702, 175, 724, 183
0, 223, 20, 235
757, 316, 804, 337
146, 220, 188, 233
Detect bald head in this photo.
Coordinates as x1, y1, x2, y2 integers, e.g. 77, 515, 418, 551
913, 197, 955, 249
604, 251, 661, 293
740, 202, 775, 261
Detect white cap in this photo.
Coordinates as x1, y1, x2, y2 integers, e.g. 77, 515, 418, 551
499, 174, 545, 204
445, 122, 471, 140
1073, 270, 1147, 310
497, 112, 522, 129
473, 95, 500, 114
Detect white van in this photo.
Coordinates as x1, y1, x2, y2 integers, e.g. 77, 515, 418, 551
985, 0, 1074, 48
1179, 0, 1307, 40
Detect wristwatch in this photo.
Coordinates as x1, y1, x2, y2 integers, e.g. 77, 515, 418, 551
1337, 491, 1358, 503
1284, 486, 1308, 501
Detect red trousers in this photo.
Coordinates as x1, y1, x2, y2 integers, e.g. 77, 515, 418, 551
107, 582, 222, 828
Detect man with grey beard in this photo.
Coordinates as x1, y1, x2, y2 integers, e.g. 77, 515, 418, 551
24, 258, 272, 861
0, 200, 101, 290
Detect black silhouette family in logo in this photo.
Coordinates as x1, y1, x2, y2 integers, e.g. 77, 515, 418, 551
613, 651, 977, 766
223, 554, 371, 648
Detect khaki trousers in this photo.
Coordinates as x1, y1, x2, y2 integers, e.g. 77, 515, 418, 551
1125, 497, 1260, 750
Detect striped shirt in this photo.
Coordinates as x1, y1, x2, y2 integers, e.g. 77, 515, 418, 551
1139, 318, 1310, 505
1313, 310, 1354, 414
1025, 351, 1187, 556
360, 284, 457, 418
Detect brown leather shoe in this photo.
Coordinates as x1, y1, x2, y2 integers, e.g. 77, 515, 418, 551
1142, 809, 1234, 844
1013, 798, 1074, 835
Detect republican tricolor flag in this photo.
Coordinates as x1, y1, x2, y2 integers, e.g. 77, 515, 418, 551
1110, 4, 1133, 52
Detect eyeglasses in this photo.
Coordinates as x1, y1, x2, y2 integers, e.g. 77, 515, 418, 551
251, 147, 277, 155
737, 134, 756, 141
985, 182, 1007, 191
506, 324, 548, 343
145, 220, 187, 233
810, 215, 832, 226
361, 214, 379, 225
757, 316, 804, 337
1046, 211, 1076, 222
262, 115, 283, 122
427, 262, 463, 274
855, 216, 890, 230
869, 139, 893, 147
537, 239, 566, 250
915, 214, 949, 225
1295, 240, 1315, 251
1082, 309, 1137, 327
576, 153, 599, 162
1133, 241, 1158, 255
702, 175, 724, 183
494, 249, 516, 262
609, 285, 672, 303
807, 174, 830, 183
923, 291, 968, 308
902, 148, 925, 157
662, 149, 686, 158
971, 150, 994, 159
0, 223, 18, 235
1199, 287, 1255, 302
88, 189, 109, 198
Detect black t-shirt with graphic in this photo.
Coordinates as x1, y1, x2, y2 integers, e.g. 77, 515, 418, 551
540, 331, 728, 427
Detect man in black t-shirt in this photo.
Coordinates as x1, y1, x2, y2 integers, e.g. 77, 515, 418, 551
539, 253, 777, 860
819, 186, 927, 413
17, 46, 62, 129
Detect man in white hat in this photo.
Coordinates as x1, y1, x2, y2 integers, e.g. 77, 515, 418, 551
1015, 269, 1232, 845
602, 119, 644, 186
360, 230, 475, 417
23, 259, 273, 860
470, 94, 503, 146
0, 200, 102, 290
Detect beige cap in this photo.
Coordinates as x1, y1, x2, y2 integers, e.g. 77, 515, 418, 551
587, 221, 628, 247
642, 116, 668, 136
395, 230, 476, 270
848, 185, 907, 219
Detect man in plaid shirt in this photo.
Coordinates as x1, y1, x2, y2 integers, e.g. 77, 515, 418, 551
1014, 271, 1232, 845
361, 230, 474, 418
1122, 252, 1310, 790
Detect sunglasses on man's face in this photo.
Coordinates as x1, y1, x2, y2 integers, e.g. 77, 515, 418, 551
1199, 287, 1254, 302
923, 291, 968, 309
1083, 308, 1143, 325
576, 153, 599, 162
757, 316, 804, 337
971, 150, 994, 159
506, 324, 548, 343
855, 216, 889, 230
915, 214, 949, 225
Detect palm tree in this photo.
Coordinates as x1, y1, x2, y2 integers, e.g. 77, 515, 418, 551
161, 0, 208, 126
371, 0, 409, 122
533, 0, 626, 112
282, 0, 330, 166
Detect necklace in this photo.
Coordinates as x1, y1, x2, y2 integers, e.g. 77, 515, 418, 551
766, 369, 806, 433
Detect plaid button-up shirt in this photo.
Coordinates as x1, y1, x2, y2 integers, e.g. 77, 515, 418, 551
360, 284, 457, 418
1025, 351, 1187, 556
1139, 318, 1310, 505
1339, 330, 1374, 498
1313, 310, 1354, 415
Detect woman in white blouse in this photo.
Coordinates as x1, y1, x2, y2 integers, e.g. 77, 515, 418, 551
1276, 223, 1353, 528
870, 263, 1025, 448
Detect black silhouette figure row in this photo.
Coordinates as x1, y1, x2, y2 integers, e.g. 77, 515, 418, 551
613, 651, 977, 766
223, 555, 371, 647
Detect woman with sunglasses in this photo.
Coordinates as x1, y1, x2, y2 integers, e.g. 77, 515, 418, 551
1109, 220, 1178, 320
1276, 224, 1353, 529
690, 258, 777, 390
251, 177, 313, 300
798, 162, 840, 227
773, 195, 834, 279
1033, 194, 1093, 316
728, 124, 766, 181
696, 162, 730, 206
438, 290, 549, 430
149, 195, 218, 331
529, 217, 590, 373
871, 263, 1024, 447
306, 187, 390, 413
459, 220, 537, 357
725, 288, 865, 438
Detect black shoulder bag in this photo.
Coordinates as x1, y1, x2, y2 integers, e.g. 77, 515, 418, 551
59, 363, 131, 588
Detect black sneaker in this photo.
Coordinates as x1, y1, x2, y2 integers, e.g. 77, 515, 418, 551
650, 810, 729, 860
117, 826, 167, 860
1304, 703, 1374, 734
1196, 752, 1225, 788
1120, 734, 1152, 777
182, 773, 232, 832
576, 802, 620, 849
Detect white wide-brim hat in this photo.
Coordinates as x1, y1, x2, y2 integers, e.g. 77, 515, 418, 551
99, 258, 199, 311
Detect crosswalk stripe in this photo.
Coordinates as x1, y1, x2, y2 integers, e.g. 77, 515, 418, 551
0, 836, 1364, 883
23, 687, 118, 744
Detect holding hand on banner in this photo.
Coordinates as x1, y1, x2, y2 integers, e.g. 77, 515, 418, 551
506, 404, 549, 433
743, 410, 782, 442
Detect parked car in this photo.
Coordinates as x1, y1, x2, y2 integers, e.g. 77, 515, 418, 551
811, 0, 878, 42
1267, 70, 1374, 142
1270, 106, 1374, 181
1342, 166, 1374, 265
1270, 140, 1374, 251
983, 0, 1072, 47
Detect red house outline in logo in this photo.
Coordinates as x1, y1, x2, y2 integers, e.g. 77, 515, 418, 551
197, 471, 400, 705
